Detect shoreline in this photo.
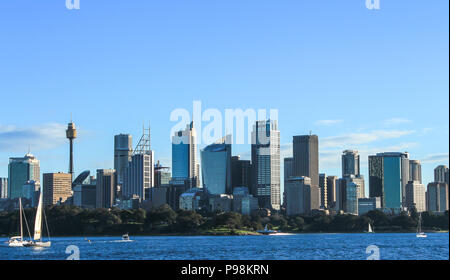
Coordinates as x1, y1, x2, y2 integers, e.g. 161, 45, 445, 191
1, 230, 447, 238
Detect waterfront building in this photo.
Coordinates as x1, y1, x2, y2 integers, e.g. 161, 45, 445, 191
342, 150, 360, 177
319, 173, 327, 209
0, 178, 7, 199
251, 120, 281, 210
405, 180, 426, 212
426, 182, 449, 213
326, 175, 338, 209
232, 187, 259, 215
201, 137, 232, 195
43, 172, 72, 206
122, 152, 154, 200
409, 160, 422, 183
434, 165, 448, 183
154, 161, 171, 187
22, 180, 40, 207
209, 194, 233, 212
8, 153, 40, 199
231, 156, 252, 191
96, 169, 116, 209
285, 176, 320, 215
114, 134, 133, 185
369, 152, 409, 209
358, 197, 381, 215
172, 122, 199, 187
293, 135, 319, 187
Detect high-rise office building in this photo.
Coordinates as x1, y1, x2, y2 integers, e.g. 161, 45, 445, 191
409, 160, 422, 183
284, 157, 294, 183
426, 182, 449, 213
336, 175, 364, 212
43, 173, 72, 206
293, 134, 319, 187
154, 161, 171, 187
201, 138, 232, 195
96, 169, 116, 209
231, 156, 252, 191
172, 122, 199, 187
122, 153, 154, 200
369, 152, 409, 209
405, 181, 426, 212
114, 134, 133, 185
342, 150, 360, 177
0, 178, 7, 199
346, 182, 361, 215
122, 127, 154, 200
285, 176, 320, 215
434, 165, 448, 183
326, 175, 338, 209
251, 120, 281, 210
319, 173, 327, 209
8, 153, 40, 199
22, 180, 40, 207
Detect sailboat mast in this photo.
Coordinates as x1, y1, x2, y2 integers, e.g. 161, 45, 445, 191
19, 198, 23, 241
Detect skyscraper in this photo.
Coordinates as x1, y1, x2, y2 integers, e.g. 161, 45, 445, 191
405, 180, 426, 212
426, 182, 449, 213
369, 152, 409, 209
251, 120, 281, 210
346, 182, 361, 215
231, 156, 252, 190
326, 175, 338, 209
409, 160, 422, 183
434, 165, 448, 183
336, 175, 364, 212
122, 153, 154, 200
114, 134, 133, 185
293, 134, 319, 187
172, 122, 199, 187
122, 127, 154, 200
201, 137, 232, 195
0, 178, 7, 199
96, 169, 116, 208
319, 173, 327, 209
8, 153, 40, 199
43, 172, 72, 206
285, 176, 320, 215
154, 161, 171, 187
342, 150, 360, 177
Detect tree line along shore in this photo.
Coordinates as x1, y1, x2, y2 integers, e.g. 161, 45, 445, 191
0, 205, 448, 237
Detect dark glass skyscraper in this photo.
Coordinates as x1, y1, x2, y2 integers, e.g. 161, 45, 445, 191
251, 120, 281, 210
342, 150, 360, 177
293, 135, 319, 187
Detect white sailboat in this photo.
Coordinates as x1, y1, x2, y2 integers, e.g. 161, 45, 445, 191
24, 191, 51, 247
416, 213, 427, 238
8, 198, 31, 247
368, 222, 374, 233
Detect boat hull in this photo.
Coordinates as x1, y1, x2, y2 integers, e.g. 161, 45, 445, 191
24, 241, 51, 247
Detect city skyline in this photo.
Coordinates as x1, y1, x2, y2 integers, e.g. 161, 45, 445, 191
0, 1, 448, 194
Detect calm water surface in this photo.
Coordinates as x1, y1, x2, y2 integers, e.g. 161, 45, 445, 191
0, 233, 448, 260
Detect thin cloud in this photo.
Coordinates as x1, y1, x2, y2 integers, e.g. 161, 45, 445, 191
421, 153, 449, 164
0, 123, 67, 152
321, 130, 414, 149
314, 119, 343, 126
384, 118, 413, 126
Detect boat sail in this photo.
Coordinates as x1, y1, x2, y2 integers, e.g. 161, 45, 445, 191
368, 223, 373, 233
416, 213, 427, 238
25, 191, 51, 247
8, 198, 31, 247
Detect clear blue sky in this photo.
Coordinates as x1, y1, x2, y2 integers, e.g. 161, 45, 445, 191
0, 0, 448, 196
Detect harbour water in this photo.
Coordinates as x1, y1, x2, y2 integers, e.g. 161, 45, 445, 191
0, 233, 448, 260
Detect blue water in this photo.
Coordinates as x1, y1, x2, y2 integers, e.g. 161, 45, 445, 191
0, 233, 448, 260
